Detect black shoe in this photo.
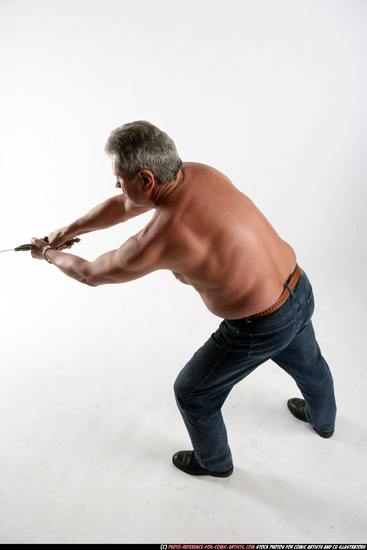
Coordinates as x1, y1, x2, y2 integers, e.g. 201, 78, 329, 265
287, 397, 308, 422
172, 450, 233, 477
287, 398, 334, 439
313, 426, 334, 438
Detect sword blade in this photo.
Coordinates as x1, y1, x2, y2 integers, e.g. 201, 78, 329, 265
0, 244, 33, 252
0, 238, 80, 254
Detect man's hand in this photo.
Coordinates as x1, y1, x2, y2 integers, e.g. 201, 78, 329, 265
30, 238, 50, 260
47, 227, 76, 250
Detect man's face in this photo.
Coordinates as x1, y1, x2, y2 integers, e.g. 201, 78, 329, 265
111, 156, 126, 190
111, 156, 139, 202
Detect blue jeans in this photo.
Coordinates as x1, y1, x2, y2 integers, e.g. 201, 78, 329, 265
174, 268, 336, 471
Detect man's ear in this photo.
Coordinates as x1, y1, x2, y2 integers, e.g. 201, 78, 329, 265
138, 170, 155, 192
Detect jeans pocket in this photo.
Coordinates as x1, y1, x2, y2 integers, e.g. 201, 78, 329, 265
212, 320, 239, 350
248, 317, 297, 359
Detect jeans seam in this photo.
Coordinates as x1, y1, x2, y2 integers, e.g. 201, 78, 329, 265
182, 349, 230, 413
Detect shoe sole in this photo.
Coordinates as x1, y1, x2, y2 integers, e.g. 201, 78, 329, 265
174, 465, 234, 477
172, 454, 233, 477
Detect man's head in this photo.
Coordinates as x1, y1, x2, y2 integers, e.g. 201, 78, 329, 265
105, 121, 182, 184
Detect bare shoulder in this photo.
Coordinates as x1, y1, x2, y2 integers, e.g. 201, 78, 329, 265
115, 162, 250, 274
182, 161, 233, 181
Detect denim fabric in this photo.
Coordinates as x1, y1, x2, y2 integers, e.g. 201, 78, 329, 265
174, 269, 336, 471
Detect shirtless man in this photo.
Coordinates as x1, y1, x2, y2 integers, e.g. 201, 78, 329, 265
31, 121, 337, 477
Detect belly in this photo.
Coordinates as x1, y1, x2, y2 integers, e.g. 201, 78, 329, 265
199, 293, 252, 319
171, 253, 297, 319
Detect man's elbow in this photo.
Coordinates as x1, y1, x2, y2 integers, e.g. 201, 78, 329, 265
79, 262, 100, 287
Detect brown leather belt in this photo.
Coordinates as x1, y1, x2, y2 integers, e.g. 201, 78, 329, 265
249, 264, 302, 319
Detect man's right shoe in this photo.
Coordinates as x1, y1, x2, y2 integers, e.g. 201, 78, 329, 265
287, 397, 308, 422
287, 398, 334, 439
172, 450, 233, 477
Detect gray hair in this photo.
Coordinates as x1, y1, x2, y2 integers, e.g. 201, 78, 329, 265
105, 121, 182, 184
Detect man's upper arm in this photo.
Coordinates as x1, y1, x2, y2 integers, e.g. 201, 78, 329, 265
121, 195, 153, 221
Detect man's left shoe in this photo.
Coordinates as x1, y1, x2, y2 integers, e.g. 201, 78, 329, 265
287, 398, 334, 439
172, 450, 233, 477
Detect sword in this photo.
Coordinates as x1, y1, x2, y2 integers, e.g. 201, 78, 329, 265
0, 238, 80, 253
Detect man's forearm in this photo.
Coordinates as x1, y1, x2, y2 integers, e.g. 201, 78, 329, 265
43, 248, 94, 285
57, 195, 127, 241
48, 194, 152, 247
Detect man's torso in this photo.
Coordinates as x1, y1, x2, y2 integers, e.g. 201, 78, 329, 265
131, 162, 296, 319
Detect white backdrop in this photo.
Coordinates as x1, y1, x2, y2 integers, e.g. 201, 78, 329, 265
0, 0, 366, 544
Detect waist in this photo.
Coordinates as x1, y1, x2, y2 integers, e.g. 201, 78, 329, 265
248, 264, 302, 320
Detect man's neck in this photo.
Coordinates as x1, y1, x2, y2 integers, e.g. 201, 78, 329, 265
154, 170, 184, 208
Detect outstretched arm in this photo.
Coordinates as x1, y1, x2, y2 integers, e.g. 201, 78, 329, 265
47, 194, 152, 248
31, 232, 162, 287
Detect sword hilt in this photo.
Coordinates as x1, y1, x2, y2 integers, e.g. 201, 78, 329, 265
14, 238, 81, 251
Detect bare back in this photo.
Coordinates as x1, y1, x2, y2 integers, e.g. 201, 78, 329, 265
138, 162, 296, 319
